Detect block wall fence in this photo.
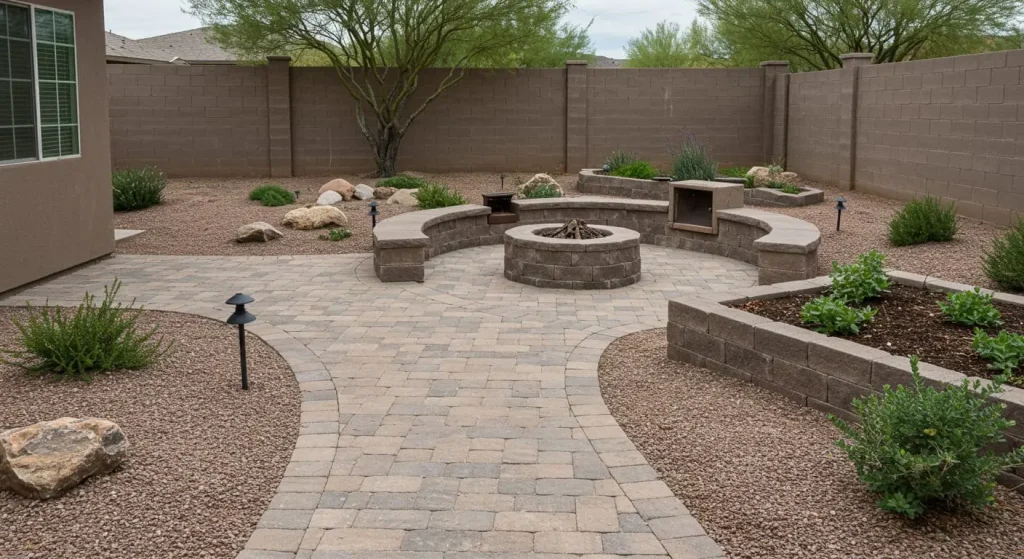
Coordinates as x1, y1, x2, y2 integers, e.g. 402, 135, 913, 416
107, 49, 1024, 225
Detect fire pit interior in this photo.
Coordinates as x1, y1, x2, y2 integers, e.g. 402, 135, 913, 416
504, 221, 641, 290
539, 219, 611, 239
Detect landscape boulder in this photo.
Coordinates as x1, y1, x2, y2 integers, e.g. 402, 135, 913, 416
386, 188, 419, 207
0, 417, 128, 500
353, 184, 375, 201
747, 166, 799, 188
373, 186, 397, 200
237, 222, 284, 243
282, 206, 349, 230
517, 173, 564, 198
318, 178, 355, 201
316, 190, 344, 206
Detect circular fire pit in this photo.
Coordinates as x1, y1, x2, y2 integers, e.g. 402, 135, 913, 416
504, 221, 641, 289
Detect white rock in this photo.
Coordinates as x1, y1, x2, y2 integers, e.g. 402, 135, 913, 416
386, 188, 420, 207
316, 190, 344, 206
353, 184, 375, 201
282, 206, 348, 230
0, 417, 128, 500
237, 222, 284, 243
517, 173, 564, 198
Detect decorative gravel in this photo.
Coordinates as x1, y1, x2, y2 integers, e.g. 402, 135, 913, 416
599, 328, 1024, 559
0, 308, 300, 559
776, 178, 1008, 288
115, 172, 579, 256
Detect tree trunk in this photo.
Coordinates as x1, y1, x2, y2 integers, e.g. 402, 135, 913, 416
371, 124, 402, 178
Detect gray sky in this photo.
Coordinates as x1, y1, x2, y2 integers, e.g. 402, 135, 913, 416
103, 0, 700, 59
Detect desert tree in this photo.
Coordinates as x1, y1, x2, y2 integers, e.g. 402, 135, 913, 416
698, 0, 1024, 71
625, 20, 729, 68
189, 0, 589, 176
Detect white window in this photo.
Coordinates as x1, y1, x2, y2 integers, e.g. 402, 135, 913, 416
0, 1, 78, 165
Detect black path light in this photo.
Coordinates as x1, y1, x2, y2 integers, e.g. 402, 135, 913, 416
226, 293, 256, 390
369, 200, 380, 229
500, 173, 506, 190
835, 196, 847, 232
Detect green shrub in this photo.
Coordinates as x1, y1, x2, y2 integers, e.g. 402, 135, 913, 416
319, 228, 352, 242
377, 175, 428, 190
112, 167, 166, 211
801, 295, 876, 335
670, 134, 717, 181
522, 183, 562, 199
603, 150, 641, 173
718, 166, 750, 178
768, 181, 801, 195
972, 329, 1024, 376
416, 183, 467, 209
1, 280, 171, 380
888, 196, 958, 247
983, 219, 1024, 292
249, 184, 295, 207
743, 176, 755, 188
610, 160, 659, 180
830, 250, 890, 304
831, 355, 1024, 519
939, 288, 1002, 328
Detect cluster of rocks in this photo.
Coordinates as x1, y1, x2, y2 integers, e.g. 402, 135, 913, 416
517, 173, 564, 198
746, 166, 800, 188
1, 417, 128, 500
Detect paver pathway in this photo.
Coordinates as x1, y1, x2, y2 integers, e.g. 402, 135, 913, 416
1, 246, 758, 559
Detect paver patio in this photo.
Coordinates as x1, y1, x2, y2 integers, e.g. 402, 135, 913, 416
0, 245, 758, 558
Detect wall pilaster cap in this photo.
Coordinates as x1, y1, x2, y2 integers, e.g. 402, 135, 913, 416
565, 60, 589, 66
840, 53, 874, 67
267, 55, 293, 62
758, 60, 789, 67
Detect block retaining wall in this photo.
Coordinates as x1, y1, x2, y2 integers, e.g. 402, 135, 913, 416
666, 272, 1024, 490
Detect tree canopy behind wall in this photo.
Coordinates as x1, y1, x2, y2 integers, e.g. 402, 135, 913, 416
624, 20, 730, 68
697, 0, 1024, 71
188, 0, 593, 177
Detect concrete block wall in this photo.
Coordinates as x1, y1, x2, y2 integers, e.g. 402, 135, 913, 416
785, 69, 846, 186
107, 64, 270, 176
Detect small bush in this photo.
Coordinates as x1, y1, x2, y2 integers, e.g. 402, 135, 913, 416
416, 183, 467, 209
984, 219, 1024, 292
610, 160, 659, 180
112, 167, 166, 211
1, 280, 171, 380
718, 166, 750, 178
249, 184, 295, 207
319, 228, 352, 242
830, 250, 890, 304
522, 183, 562, 199
939, 288, 1002, 328
743, 176, 755, 188
831, 355, 1024, 519
801, 295, 876, 335
603, 151, 641, 173
972, 329, 1024, 376
670, 134, 717, 181
888, 196, 958, 247
768, 180, 801, 195
377, 175, 428, 190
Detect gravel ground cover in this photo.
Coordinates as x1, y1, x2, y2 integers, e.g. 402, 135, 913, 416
0, 308, 300, 559
115, 172, 578, 256
775, 178, 1008, 288
738, 283, 1024, 384
599, 328, 1024, 559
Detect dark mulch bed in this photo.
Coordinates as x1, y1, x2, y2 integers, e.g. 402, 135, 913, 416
738, 284, 1024, 383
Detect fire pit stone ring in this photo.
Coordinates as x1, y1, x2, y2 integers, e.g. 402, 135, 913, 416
503, 222, 641, 289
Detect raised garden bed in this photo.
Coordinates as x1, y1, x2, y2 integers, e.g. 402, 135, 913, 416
577, 169, 670, 200
744, 185, 824, 207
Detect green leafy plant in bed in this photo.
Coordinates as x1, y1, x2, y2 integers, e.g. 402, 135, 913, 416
610, 160, 659, 180
939, 288, 1002, 328
249, 184, 295, 207
603, 150, 641, 174
768, 180, 801, 195
319, 228, 352, 241
801, 295, 876, 335
112, 167, 166, 211
829, 250, 889, 304
718, 166, 750, 178
1, 280, 172, 380
888, 196, 958, 247
972, 329, 1024, 377
377, 175, 429, 190
522, 183, 561, 199
831, 355, 1024, 519
984, 219, 1024, 292
415, 183, 467, 209
670, 134, 717, 181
